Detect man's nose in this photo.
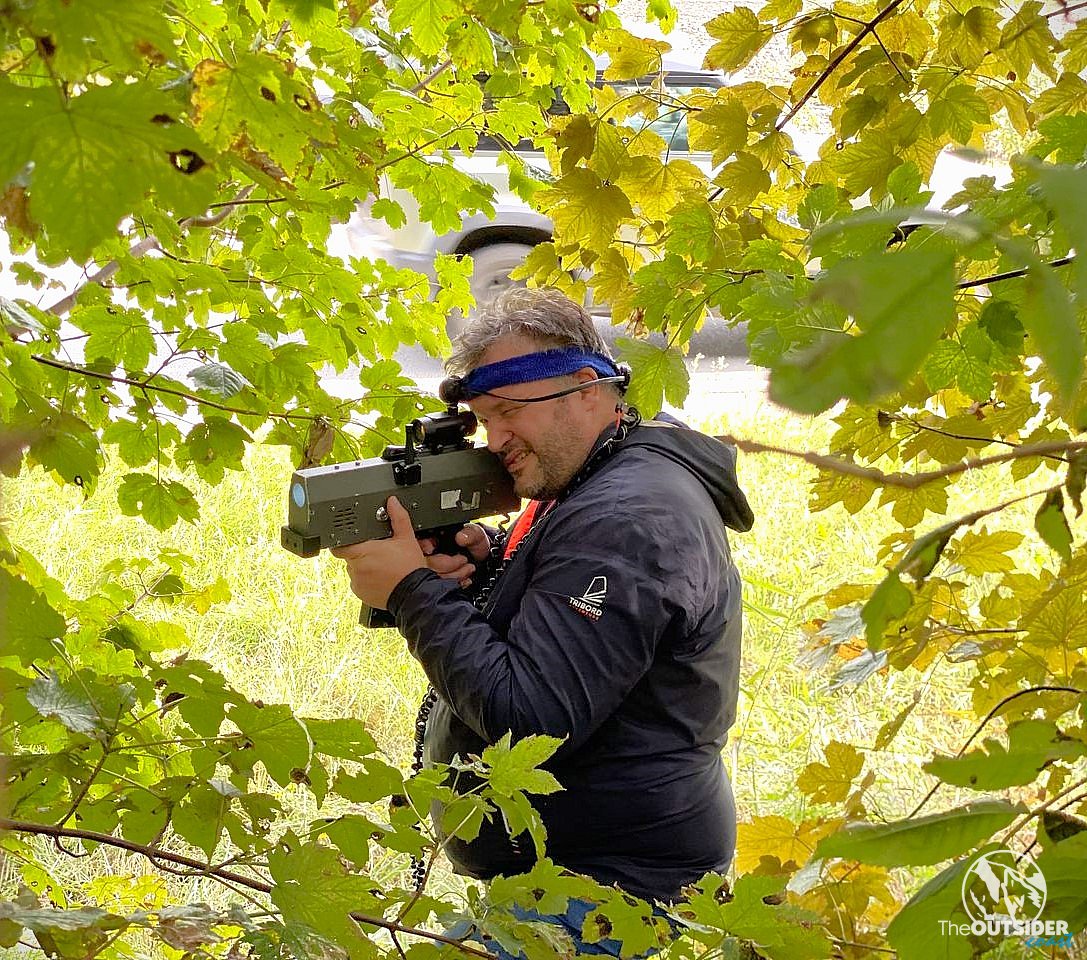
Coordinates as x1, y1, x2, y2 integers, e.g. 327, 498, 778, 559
486, 426, 511, 454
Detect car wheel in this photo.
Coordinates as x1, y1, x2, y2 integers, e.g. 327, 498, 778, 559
447, 242, 536, 339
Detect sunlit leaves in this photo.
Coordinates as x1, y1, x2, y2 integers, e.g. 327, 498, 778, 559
538, 169, 632, 255
797, 741, 864, 804
615, 338, 689, 418
703, 8, 773, 73
192, 54, 331, 177
117, 474, 199, 531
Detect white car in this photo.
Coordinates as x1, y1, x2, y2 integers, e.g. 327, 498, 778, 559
346, 55, 725, 331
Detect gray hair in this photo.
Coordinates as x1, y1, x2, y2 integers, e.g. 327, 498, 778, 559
446, 287, 613, 376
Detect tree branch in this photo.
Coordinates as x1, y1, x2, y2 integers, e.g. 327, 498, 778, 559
715, 434, 1086, 488
45, 187, 256, 317
905, 685, 1083, 819
957, 255, 1075, 290
0, 817, 497, 959
409, 60, 453, 95
776, 0, 907, 131
29, 355, 415, 430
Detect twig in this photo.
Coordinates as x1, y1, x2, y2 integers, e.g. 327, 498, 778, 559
410, 60, 453, 95
957, 255, 1075, 290
715, 434, 1087, 488
28, 355, 402, 434
47, 237, 161, 316
776, 0, 907, 131
0, 817, 498, 959
905, 685, 1083, 819
46, 187, 256, 316
1001, 774, 1087, 845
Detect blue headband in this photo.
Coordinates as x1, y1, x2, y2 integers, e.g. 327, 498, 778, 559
461, 348, 621, 397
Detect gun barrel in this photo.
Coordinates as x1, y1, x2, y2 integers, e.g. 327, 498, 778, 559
281, 444, 519, 557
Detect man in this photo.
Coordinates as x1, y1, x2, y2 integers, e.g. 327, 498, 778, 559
333, 289, 753, 931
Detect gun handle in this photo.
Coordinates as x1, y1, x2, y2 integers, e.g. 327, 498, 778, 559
424, 524, 470, 560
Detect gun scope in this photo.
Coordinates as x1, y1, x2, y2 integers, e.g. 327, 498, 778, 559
410, 409, 478, 452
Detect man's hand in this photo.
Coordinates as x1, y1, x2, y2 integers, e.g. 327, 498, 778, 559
419, 524, 489, 588
331, 496, 426, 609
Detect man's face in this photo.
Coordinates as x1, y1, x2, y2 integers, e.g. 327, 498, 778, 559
467, 335, 603, 500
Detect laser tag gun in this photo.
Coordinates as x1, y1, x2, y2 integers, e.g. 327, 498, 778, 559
281, 404, 520, 627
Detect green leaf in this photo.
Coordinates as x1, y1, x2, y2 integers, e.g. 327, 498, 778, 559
481, 733, 564, 797
1034, 489, 1073, 562
187, 362, 248, 398
26, 673, 102, 736
615, 338, 690, 416
302, 717, 377, 762
1020, 261, 1082, 406
814, 800, 1024, 867
703, 8, 773, 72
771, 245, 955, 414
923, 719, 1087, 791
175, 417, 251, 484
27, 413, 103, 494
117, 473, 200, 531
1067, 450, 1087, 517
81, 306, 156, 372
861, 573, 911, 649
268, 842, 381, 960
682, 874, 832, 960
886, 857, 974, 960
1034, 164, 1087, 309
388, 0, 460, 56
21, 0, 177, 80
191, 53, 331, 176
0, 567, 66, 664
928, 84, 990, 143
228, 702, 312, 787
1034, 833, 1087, 930
0, 81, 215, 259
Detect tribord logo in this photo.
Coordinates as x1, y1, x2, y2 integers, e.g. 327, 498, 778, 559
938, 847, 1071, 948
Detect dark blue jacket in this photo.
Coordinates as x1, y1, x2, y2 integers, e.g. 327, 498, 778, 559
387, 418, 753, 902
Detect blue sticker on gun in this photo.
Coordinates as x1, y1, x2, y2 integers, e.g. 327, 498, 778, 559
292, 482, 306, 508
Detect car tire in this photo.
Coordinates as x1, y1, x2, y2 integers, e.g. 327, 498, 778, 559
447, 242, 536, 340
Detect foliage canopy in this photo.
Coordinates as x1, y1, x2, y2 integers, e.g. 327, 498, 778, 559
1, 0, 1087, 957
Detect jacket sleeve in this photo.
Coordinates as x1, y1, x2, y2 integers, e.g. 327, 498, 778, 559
388, 498, 692, 753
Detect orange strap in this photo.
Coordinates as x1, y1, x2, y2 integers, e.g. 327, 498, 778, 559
503, 500, 549, 558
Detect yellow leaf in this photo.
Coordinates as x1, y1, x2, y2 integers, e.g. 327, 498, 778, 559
936, 7, 999, 69
703, 7, 773, 72
797, 741, 865, 804
1063, 18, 1087, 73
596, 29, 670, 80
539, 169, 633, 254
588, 121, 631, 182
833, 136, 901, 197
997, 1, 1059, 81
877, 481, 949, 527
619, 156, 704, 221
713, 151, 770, 207
688, 95, 749, 165
953, 528, 1025, 575
1033, 72, 1087, 119
735, 815, 814, 873
880, 10, 936, 62
1024, 588, 1087, 651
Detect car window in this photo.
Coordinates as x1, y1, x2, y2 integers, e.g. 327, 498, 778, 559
475, 70, 721, 156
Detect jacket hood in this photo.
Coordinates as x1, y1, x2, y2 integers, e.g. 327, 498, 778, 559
623, 418, 754, 532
